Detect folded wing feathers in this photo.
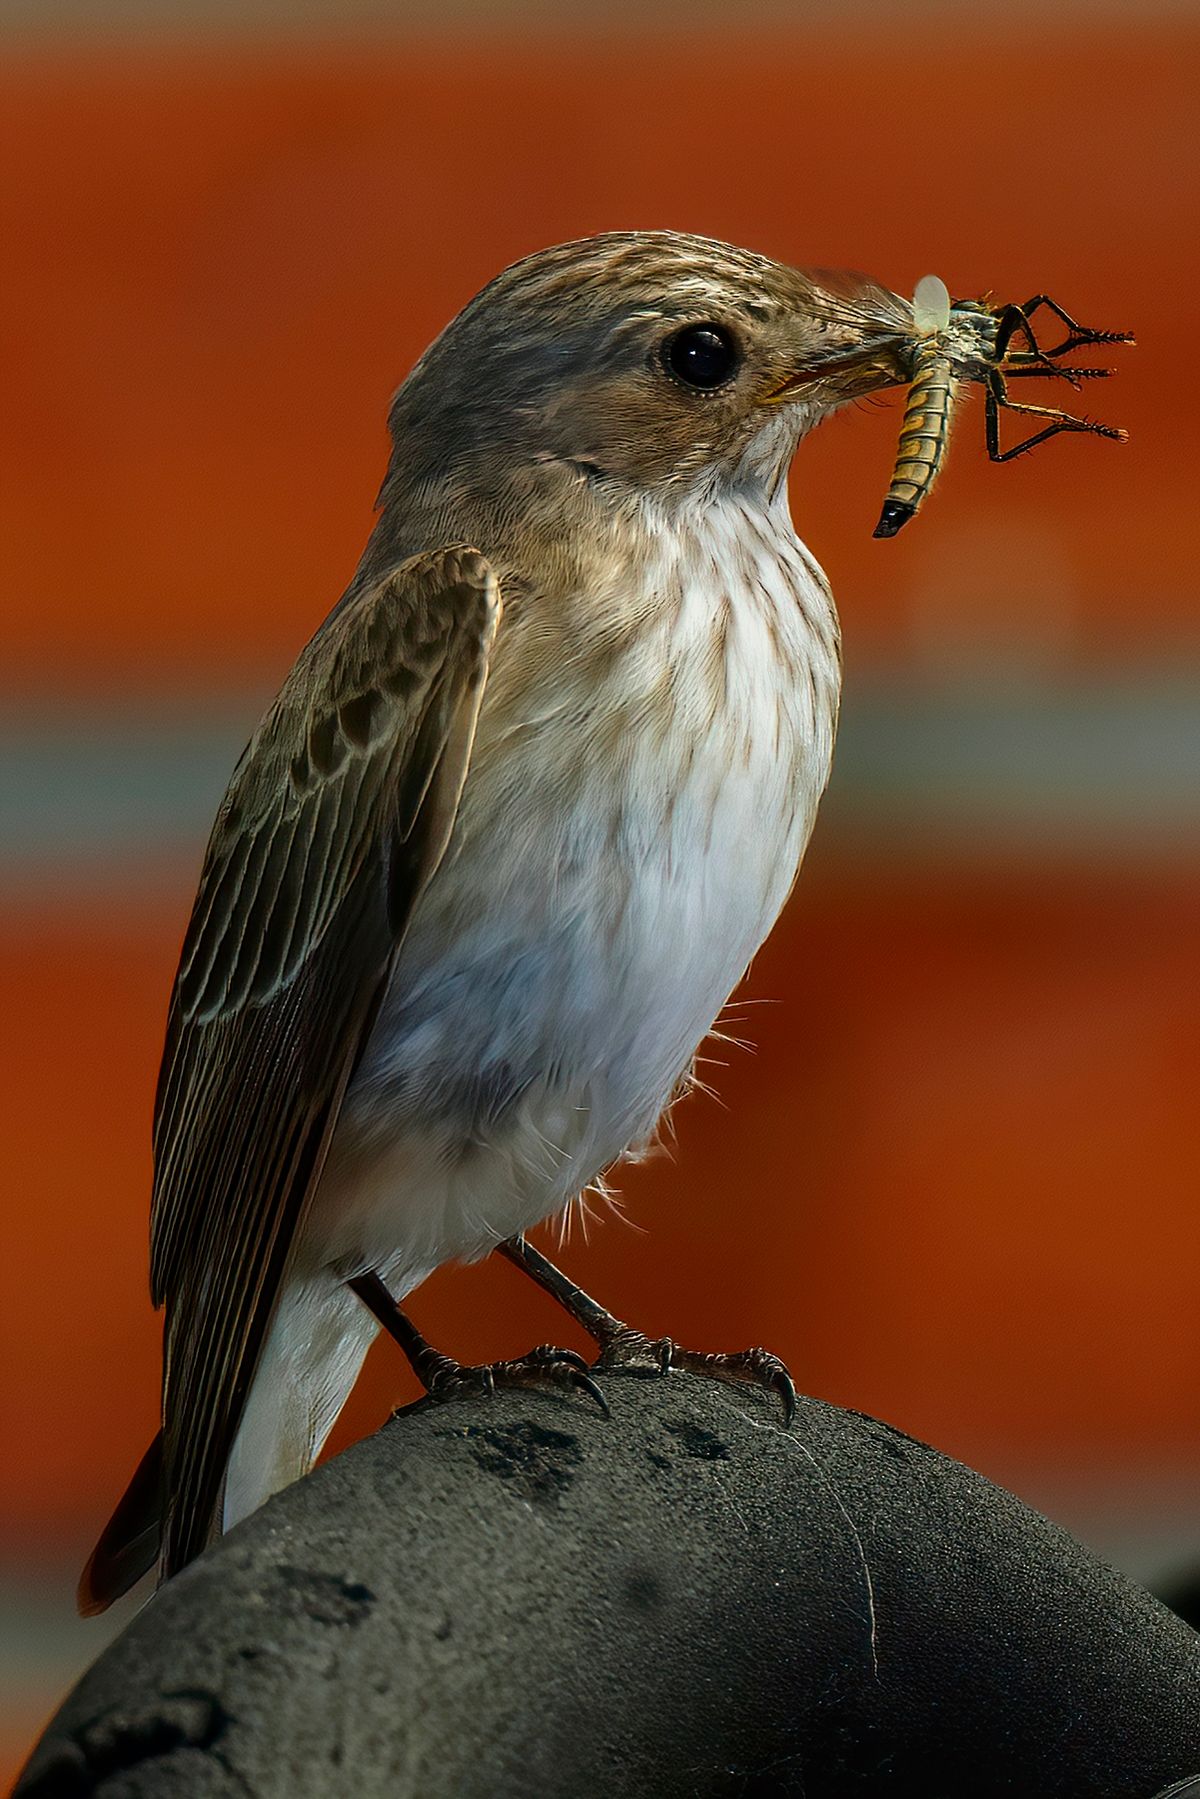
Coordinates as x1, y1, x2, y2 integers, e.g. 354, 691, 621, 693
146, 549, 499, 1573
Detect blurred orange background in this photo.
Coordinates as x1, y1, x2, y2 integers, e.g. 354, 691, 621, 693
2, 6, 1198, 1782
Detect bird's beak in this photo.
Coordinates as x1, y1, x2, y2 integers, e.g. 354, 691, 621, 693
759, 272, 912, 407
762, 341, 906, 404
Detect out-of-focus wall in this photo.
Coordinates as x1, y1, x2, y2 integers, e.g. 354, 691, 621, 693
2, 5, 1197, 1778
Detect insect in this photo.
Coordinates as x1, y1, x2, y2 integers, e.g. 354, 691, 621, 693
873, 277, 1134, 538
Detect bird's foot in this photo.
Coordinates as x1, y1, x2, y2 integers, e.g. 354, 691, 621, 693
592, 1326, 673, 1377
417, 1343, 609, 1416
663, 1343, 796, 1425
497, 1239, 796, 1426
595, 1329, 796, 1424
347, 1272, 610, 1417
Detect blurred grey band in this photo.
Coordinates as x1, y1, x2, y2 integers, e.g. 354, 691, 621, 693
1, 0, 1193, 40
3, 673, 1199, 894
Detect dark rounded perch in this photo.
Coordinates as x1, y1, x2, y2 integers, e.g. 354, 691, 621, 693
18, 1375, 1200, 1797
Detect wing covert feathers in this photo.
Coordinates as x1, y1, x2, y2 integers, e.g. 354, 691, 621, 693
138, 546, 499, 1583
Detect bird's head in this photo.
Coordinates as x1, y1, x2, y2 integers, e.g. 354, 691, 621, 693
381, 232, 911, 523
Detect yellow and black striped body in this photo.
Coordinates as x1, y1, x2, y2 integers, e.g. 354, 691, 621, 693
873, 336, 957, 538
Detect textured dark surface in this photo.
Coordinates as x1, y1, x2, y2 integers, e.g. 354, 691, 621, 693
18, 1374, 1200, 1797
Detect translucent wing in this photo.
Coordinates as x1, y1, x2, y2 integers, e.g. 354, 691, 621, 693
912, 274, 951, 336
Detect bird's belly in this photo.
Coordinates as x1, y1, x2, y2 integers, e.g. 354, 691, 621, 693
314, 704, 827, 1287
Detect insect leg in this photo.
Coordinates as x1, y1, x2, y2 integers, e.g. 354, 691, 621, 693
993, 305, 1057, 368
985, 369, 1127, 463
997, 300, 1122, 387
994, 304, 1064, 375
1001, 295, 1135, 361
1002, 360, 1114, 382
994, 311, 1107, 388
985, 381, 1000, 458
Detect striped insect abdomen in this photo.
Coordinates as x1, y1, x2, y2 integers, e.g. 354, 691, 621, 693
873, 338, 956, 538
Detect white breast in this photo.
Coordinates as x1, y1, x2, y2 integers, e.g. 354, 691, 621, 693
582, 491, 840, 1141
319, 486, 841, 1283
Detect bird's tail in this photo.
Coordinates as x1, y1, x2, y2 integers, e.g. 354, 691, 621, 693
77, 1430, 164, 1616
77, 1276, 381, 1615
221, 1272, 378, 1532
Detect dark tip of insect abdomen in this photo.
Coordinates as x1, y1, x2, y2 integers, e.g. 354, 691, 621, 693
873, 500, 915, 538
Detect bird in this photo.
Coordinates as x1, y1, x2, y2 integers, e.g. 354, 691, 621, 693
78, 230, 911, 1615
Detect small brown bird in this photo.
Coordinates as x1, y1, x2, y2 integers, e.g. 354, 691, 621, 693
80, 232, 911, 1614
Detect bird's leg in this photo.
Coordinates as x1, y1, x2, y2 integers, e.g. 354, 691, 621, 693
347, 1270, 607, 1413
499, 1236, 796, 1424
499, 1237, 672, 1374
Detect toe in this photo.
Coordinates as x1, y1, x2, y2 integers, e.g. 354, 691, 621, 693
490, 1348, 610, 1416
668, 1344, 797, 1426
522, 1344, 592, 1376
594, 1330, 673, 1377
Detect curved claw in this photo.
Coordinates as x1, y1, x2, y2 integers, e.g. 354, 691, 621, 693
564, 1366, 611, 1417
588, 1328, 797, 1427
516, 1343, 611, 1415
668, 1344, 798, 1428
424, 1344, 610, 1416
763, 1357, 798, 1427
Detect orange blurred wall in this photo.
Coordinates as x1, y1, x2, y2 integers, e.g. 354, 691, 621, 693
2, 16, 1198, 1784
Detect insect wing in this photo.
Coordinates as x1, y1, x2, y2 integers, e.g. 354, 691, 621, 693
912, 274, 952, 336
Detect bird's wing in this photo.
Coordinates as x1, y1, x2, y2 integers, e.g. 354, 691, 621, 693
149, 545, 500, 1576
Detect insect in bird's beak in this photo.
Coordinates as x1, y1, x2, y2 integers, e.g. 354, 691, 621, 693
763, 344, 897, 401
762, 333, 910, 407
873, 278, 1134, 538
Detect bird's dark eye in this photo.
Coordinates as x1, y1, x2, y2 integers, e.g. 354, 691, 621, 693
663, 323, 739, 391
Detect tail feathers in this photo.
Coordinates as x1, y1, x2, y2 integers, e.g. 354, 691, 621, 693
77, 1431, 164, 1617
